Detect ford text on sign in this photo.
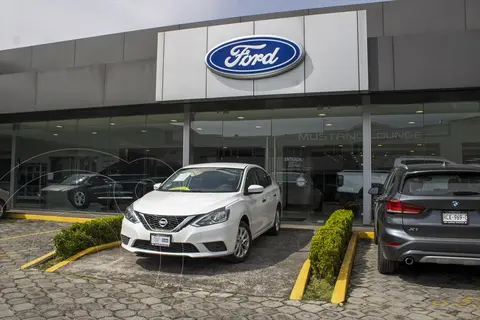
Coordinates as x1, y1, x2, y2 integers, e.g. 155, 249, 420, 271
205, 35, 305, 80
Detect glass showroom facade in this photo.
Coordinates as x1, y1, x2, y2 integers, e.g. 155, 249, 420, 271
1, 98, 480, 224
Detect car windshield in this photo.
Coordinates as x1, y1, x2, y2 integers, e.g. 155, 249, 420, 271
159, 167, 243, 193
402, 172, 480, 196
60, 174, 91, 185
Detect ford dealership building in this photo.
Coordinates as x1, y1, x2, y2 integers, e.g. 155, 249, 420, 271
1, 0, 480, 225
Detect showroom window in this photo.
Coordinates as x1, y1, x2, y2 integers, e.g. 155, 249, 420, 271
0, 124, 13, 201
13, 113, 183, 213
191, 102, 363, 223
371, 101, 480, 171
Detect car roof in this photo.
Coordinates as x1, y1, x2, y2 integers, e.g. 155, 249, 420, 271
396, 156, 449, 160
398, 163, 480, 173
183, 162, 253, 170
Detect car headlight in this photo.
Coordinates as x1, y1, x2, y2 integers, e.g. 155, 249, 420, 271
124, 205, 139, 224
193, 208, 230, 227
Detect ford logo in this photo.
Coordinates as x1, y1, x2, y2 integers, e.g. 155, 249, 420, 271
205, 35, 305, 80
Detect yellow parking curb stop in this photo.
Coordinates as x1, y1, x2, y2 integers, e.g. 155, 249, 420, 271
21, 251, 56, 270
46, 241, 121, 273
331, 233, 358, 304
7, 213, 93, 223
290, 258, 311, 300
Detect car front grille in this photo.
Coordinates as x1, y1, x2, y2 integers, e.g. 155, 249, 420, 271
137, 213, 190, 231
133, 240, 199, 253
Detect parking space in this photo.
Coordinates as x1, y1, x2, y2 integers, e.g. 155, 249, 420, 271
59, 228, 314, 298
0, 219, 69, 270
347, 241, 480, 319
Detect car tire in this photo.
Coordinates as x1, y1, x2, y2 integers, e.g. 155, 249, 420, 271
266, 206, 281, 236
314, 196, 324, 212
68, 189, 90, 210
227, 221, 252, 263
0, 200, 6, 219
377, 244, 397, 274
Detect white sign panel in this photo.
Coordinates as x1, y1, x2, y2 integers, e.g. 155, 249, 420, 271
156, 10, 368, 101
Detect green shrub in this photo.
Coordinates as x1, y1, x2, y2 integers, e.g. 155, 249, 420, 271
53, 215, 123, 260
309, 209, 354, 285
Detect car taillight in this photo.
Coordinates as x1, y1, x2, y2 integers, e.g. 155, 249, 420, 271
386, 200, 424, 214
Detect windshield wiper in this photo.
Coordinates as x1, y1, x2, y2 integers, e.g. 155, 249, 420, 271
453, 191, 480, 196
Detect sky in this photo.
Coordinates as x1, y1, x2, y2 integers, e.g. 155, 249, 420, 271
0, 0, 388, 50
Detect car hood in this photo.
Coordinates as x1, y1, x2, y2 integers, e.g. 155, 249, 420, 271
41, 185, 79, 192
133, 191, 239, 216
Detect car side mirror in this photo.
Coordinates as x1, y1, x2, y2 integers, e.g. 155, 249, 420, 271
247, 184, 264, 195
368, 187, 380, 195
153, 183, 162, 190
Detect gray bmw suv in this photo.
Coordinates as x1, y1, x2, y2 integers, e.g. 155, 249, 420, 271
369, 164, 480, 274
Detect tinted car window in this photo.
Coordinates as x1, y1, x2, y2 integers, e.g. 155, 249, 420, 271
245, 169, 258, 189
402, 172, 480, 196
255, 169, 271, 188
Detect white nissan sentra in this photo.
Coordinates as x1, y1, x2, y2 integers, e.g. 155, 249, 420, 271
120, 163, 281, 263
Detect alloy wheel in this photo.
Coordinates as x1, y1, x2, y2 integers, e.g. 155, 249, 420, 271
74, 191, 86, 206
234, 226, 250, 258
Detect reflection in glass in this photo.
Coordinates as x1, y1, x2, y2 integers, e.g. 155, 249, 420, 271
14, 114, 183, 214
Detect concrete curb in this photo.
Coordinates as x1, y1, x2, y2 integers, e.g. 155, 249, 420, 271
20, 251, 56, 270
331, 233, 358, 304
358, 231, 374, 240
46, 241, 121, 273
291, 230, 374, 302
7, 212, 93, 223
289, 259, 311, 300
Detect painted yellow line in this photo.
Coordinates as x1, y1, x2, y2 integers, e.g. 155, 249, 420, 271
20, 250, 56, 270
290, 258, 311, 300
46, 241, 121, 273
331, 233, 358, 305
357, 231, 374, 240
0, 229, 61, 241
7, 213, 92, 223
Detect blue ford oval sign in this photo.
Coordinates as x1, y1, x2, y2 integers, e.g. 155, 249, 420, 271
205, 35, 305, 80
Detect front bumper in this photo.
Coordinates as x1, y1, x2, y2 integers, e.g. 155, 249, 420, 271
120, 217, 238, 258
381, 227, 480, 265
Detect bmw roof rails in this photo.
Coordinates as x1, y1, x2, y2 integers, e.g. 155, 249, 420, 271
396, 164, 408, 169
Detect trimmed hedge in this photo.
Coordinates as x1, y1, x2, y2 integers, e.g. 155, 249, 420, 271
309, 209, 354, 284
53, 215, 123, 260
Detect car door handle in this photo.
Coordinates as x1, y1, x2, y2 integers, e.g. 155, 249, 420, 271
262, 199, 266, 203
273, 194, 277, 197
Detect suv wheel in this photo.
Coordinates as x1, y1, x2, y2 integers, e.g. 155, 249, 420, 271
228, 222, 252, 263
0, 200, 6, 219
377, 244, 397, 274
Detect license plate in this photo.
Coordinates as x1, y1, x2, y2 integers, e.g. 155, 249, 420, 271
151, 234, 171, 247
442, 212, 468, 225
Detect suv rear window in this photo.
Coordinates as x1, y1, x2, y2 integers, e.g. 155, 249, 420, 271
402, 172, 480, 196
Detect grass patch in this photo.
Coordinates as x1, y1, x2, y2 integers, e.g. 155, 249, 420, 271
38, 256, 63, 270
304, 209, 354, 301
302, 277, 334, 301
